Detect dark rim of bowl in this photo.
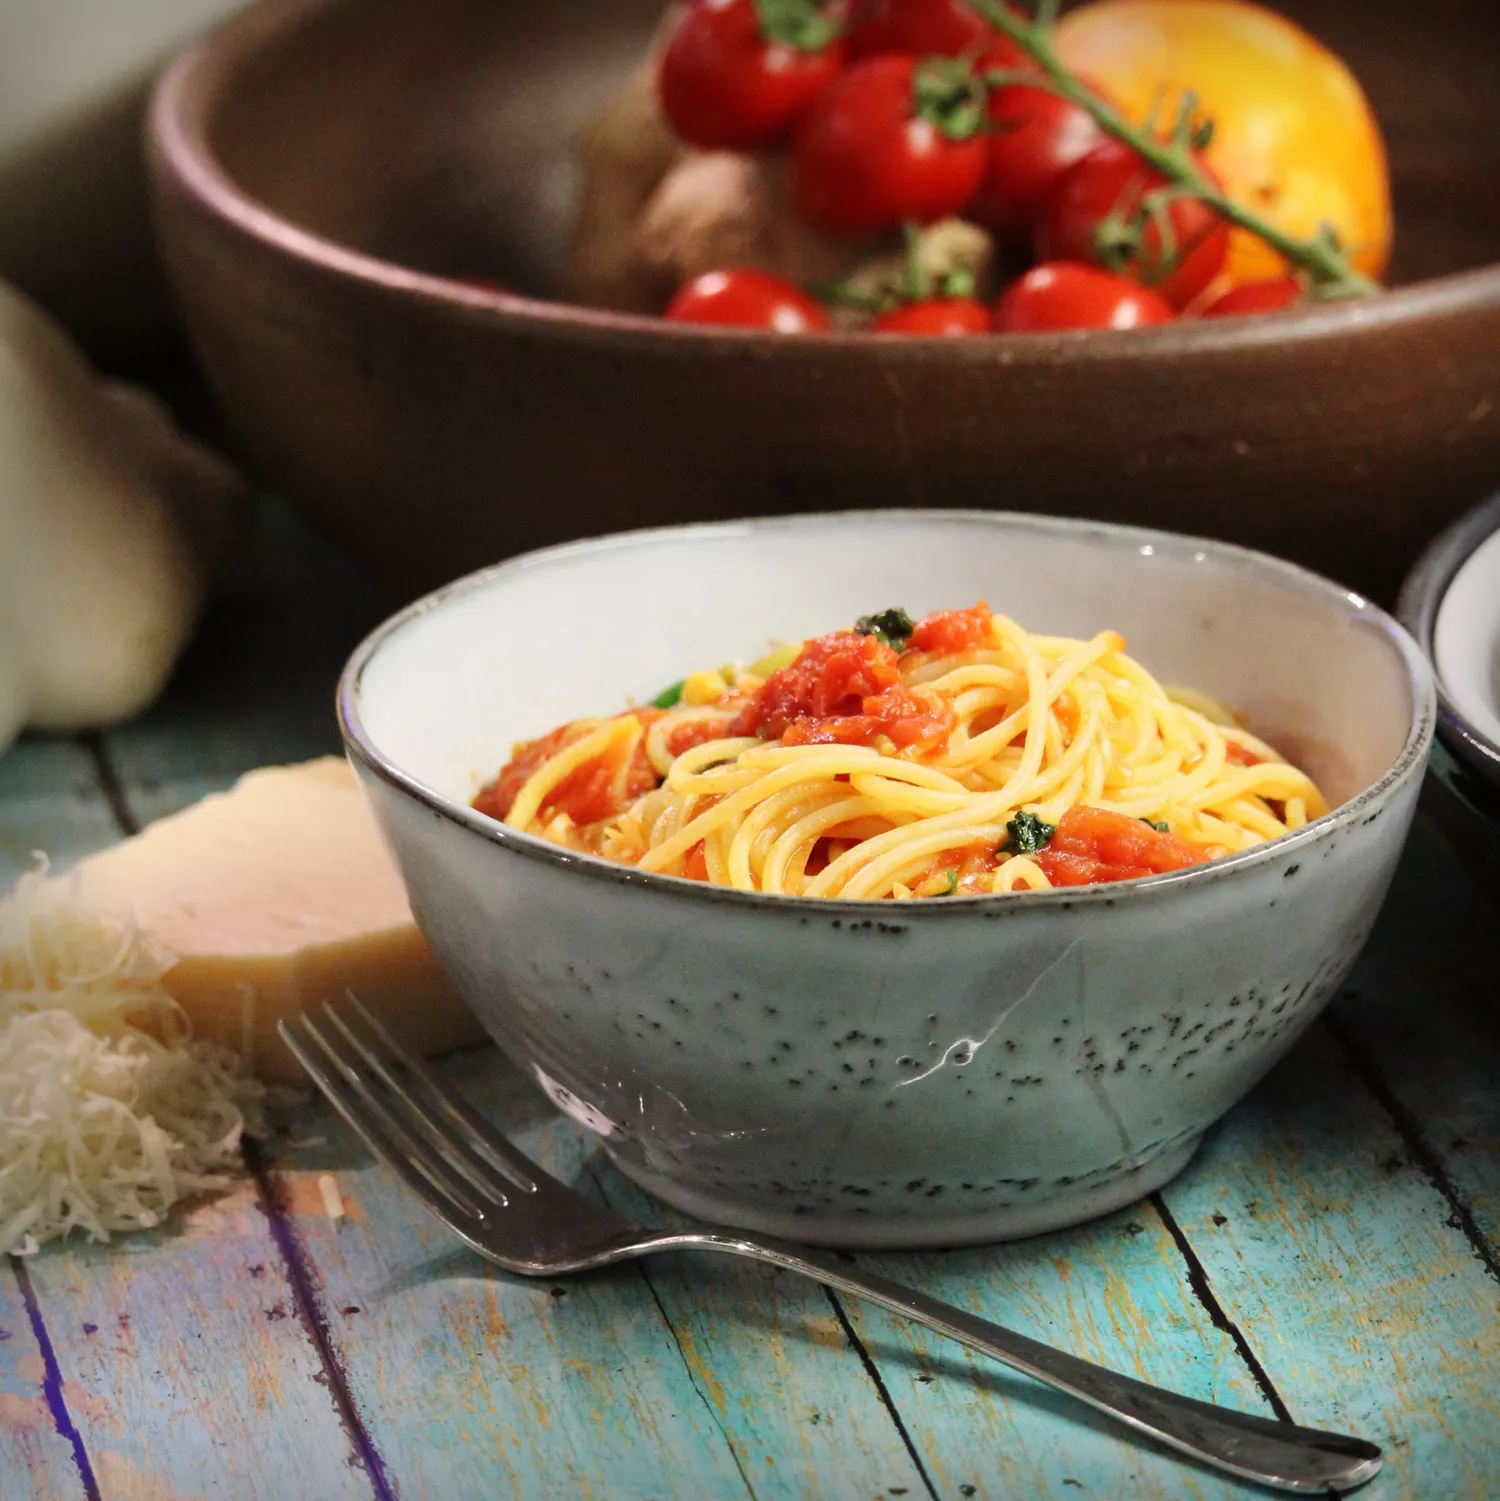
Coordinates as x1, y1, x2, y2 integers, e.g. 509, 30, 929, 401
149, 0, 1500, 353
338, 509, 1436, 916
1396, 490, 1500, 790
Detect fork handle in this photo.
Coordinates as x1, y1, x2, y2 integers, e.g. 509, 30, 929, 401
636, 1228, 1380, 1495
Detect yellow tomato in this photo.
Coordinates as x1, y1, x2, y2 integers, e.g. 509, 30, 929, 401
1055, 0, 1392, 285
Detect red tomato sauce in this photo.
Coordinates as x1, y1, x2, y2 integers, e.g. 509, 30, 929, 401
908, 601, 993, 654
731, 629, 957, 750
1035, 806, 1208, 887
474, 710, 663, 826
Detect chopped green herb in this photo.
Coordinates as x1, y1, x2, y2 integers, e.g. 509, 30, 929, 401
853, 607, 916, 652
651, 680, 685, 709
999, 811, 1056, 856
1141, 818, 1172, 834
942, 868, 960, 896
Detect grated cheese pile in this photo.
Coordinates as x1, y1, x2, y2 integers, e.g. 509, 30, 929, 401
0, 860, 263, 1256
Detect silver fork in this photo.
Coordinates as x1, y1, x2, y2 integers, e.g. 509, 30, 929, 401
279, 996, 1382, 1496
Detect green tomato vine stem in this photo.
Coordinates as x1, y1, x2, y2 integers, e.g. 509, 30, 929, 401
967, 0, 1380, 298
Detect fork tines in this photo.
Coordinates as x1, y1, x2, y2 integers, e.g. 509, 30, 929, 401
278, 994, 539, 1224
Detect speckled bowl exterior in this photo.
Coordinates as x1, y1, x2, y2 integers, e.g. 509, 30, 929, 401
341, 512, 1434, 1248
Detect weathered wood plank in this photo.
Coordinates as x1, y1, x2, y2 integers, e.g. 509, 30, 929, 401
1, 705, 382, 1501
1328, 815, 1500, 1249
823, 1198, 1276, 1500
0, 1263, 91, 1501
597, 1170, 1274, 1500
21, 1183, 382, 1501
259, 1046, 931, 1500
1161, 1017, 1500, 1501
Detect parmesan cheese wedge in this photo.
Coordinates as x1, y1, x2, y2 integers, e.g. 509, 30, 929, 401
71, 757, 482, 1082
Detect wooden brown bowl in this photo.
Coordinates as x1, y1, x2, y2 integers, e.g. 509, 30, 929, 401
148, 0, 1500, 602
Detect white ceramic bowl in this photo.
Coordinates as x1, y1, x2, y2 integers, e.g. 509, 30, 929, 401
340, 512, 1434, 1248
1399, 492, 1500, 790
1398, 492, 1500, 901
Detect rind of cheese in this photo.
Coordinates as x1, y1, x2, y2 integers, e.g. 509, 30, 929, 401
73, 758, 483, 1083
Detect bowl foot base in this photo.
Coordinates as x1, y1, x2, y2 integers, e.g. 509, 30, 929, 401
604, 1134, 1204, 1250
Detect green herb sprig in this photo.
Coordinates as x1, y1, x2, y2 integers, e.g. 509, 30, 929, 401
854, 608, 917, 652
1000, 810, 1056, 856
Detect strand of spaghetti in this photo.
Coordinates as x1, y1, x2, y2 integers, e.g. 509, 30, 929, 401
1084, 734, 1108, 805
1163, 682, 1237, 724
702, 824, 733, 885
902, 647, 1019, 687
945, 614, 1054, 786
505, 717, 636, 832
937, 628, 1119, 772
1186, 762, 1325, 812
643, 708, 742, 775
1108, 746, 1185, 788
1193, 808, 1262, 849
677, 741, 970, 798
1004, 697, 1105, 811
742, 782, 848, 871
733, 784, 856, 889
758, 794, 898, 893
836, 824, 1014, 900
1035, 763, 1087, 825
665, 737, 781, 791
921, 663, 1026, 697
846, 774, 969, 815
1112, 675, 1167, 767
994, 855, 1050, 892
640, 748, 899, 871
1215, 797, 1290, 841
1222, 726, 1288, 763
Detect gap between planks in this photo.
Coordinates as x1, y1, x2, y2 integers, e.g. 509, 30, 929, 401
54, 734, 400, 1499
1323, 1012, 1500, 1288
8, 1256, 102, 1501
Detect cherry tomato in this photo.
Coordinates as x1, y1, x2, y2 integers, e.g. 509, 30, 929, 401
994, 262, 1175, 332
873, 297, 992, 334
970, 82, 1105, 236
1036, 138, 1230, 309
792, 54, 989, 234
658, 0, 845, 151
846, 0, 997, 59
664, 269, 831, 331
1201, 276, 1303, 317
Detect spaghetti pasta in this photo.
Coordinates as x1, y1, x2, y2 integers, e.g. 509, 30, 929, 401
473, 602, 1328, 899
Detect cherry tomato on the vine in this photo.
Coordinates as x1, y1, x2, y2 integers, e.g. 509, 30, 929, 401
1201, 276, 1303, 317
994, 262, 1175, 332
658, 0, 845, 152
1036, 138, 1230, 310
792, 54, 989, 235
664, 269, 832, 331
873, 297, 992, 334
969, 81, 1105, 237
845, 0, 997, 59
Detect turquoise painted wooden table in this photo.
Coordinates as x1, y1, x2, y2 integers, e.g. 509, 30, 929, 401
3, 500, 1498, 1501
